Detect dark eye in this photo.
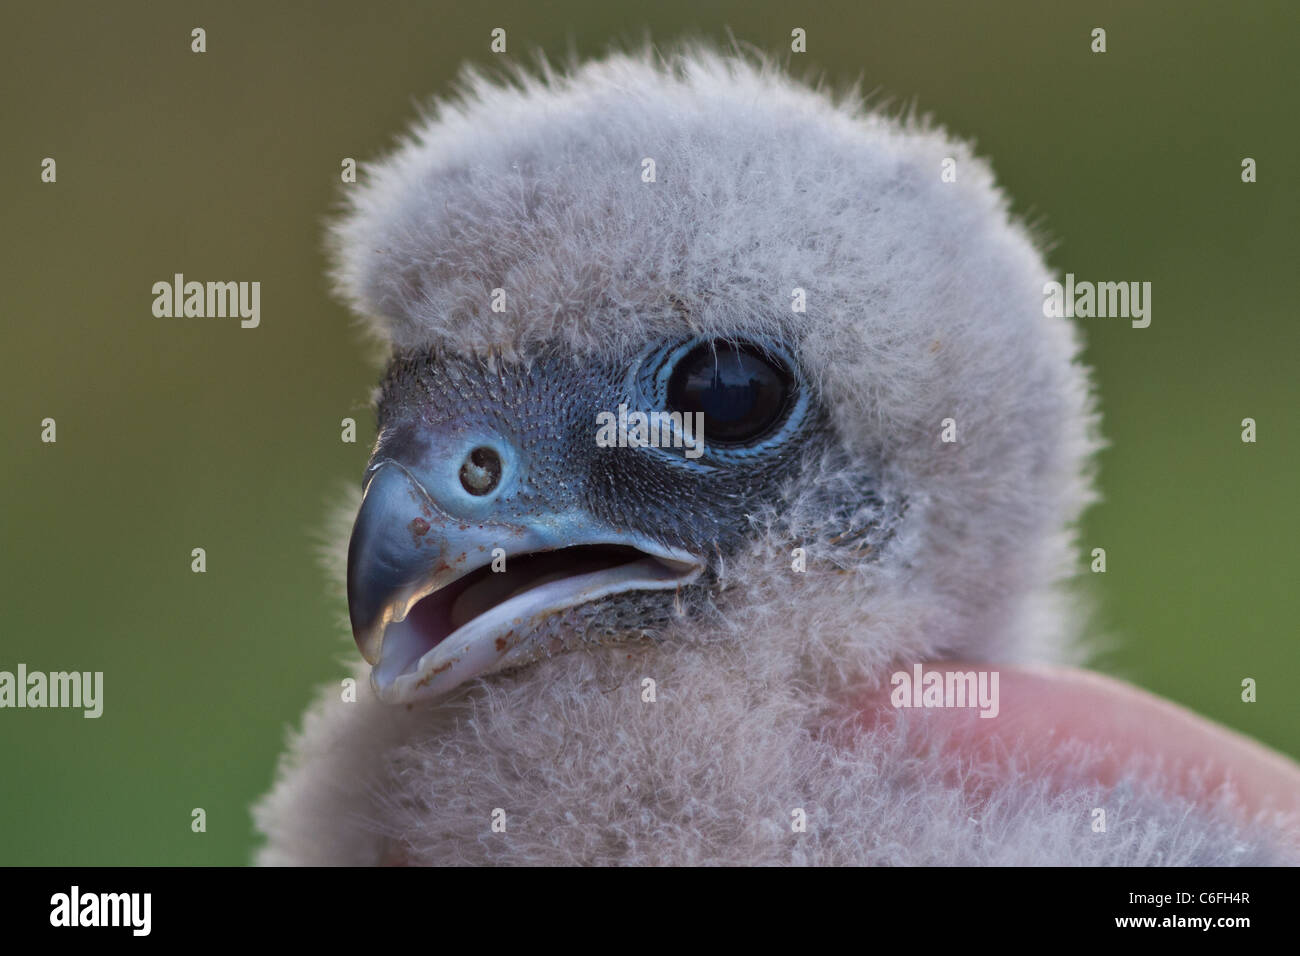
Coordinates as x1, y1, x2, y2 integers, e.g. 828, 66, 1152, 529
665, 342, 793, 445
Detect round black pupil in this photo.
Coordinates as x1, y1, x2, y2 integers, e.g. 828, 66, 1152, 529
666, 345, 787, 444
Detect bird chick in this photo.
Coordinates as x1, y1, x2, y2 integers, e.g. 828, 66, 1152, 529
255, 49, 1300, 865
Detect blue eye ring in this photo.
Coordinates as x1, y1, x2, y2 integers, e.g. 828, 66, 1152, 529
630, 337, 809, 463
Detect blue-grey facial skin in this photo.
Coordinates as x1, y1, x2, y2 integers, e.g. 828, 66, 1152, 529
352, 340, 849, 658
373, 341, 825, 562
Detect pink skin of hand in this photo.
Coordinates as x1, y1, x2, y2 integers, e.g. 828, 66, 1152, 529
860, 663, 1300, 844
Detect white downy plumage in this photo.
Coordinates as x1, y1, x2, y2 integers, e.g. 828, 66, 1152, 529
255, 49, 1298, 865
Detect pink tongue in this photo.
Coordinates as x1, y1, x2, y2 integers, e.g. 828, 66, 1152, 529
448, 556, 638, 630
449, 573, 523, 630
855, 663, 1300, 837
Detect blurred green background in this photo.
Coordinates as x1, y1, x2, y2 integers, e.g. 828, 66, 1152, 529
2, 1, 1296, 864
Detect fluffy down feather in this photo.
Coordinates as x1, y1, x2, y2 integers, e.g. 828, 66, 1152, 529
257, 645, 1290, 866
256, 48, 1295, 865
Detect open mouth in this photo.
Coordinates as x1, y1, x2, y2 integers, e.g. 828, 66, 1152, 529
370, 542, 702, 702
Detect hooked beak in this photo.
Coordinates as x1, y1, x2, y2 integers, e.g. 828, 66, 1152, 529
347, 460, 702, 704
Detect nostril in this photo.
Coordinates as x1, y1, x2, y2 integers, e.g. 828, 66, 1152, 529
459, 446, 502, 496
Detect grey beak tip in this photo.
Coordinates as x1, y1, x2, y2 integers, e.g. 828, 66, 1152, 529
347, 462, 433, 665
